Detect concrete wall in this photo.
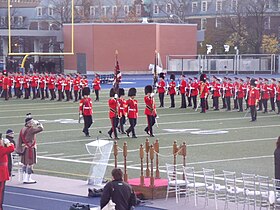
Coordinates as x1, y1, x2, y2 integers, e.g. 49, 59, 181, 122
63, 23, 197, 73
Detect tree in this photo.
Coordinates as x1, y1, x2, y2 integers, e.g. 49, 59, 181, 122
262, 34, 279, 54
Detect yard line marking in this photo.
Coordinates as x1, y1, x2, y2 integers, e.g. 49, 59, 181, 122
3, 204, 36, 210
59, 154, 92, 158
37, 151, 48, 154
42, 153, 65, 157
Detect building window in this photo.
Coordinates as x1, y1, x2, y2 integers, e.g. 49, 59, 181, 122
136, 4, 141, 16
215, 18, 221, 28
36, 7, 42, 16
201, 18, 207, 30
201, 1, 208, 12
265, 0, 270, 9
17, 16, 23, 26
192, 2, 198, 12
112, 5, 118, 16
231, 0, 237, 11
153, 4, 159, 14
75, 6, 84, 16
102, 6, 107, 17
90, 6, 96, 16
0, 16, 5, 26
264, 16, 270, 29
124, 5, 129, 16
216, 0, 222, 11
48, 7, 54, 16
166, 3, 172, 13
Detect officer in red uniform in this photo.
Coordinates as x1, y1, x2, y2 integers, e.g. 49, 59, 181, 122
262, 78, 270, 113
248, 79, 260, 122
276, 81, 280, 114
144, 85, 157, 137
93, 74, 101, 102
157, 73, 165, 107
126, 88, 138, 138
48, 73, 56, 100
108, 88, 119, 140
257, 77, 263, 111
199, 74, 208, 113
180, 75, 187, 108
190, 77, 199, 110
64, 75, 71, 101
117, 88, 126, 134
168, 74, 176, 108
237, 79, 245, 112
268, 78, 277, 112
0, 134, 15, 210
225, 78, 233, 111
56, 74, 63, 101
2, 71, 9, 101
73, 74, 81, 102
244, 77, 251, 110
30, 72, 38, 99
212, 76, 221, 111
23, 74, 30, 99
79, 87, 93, 137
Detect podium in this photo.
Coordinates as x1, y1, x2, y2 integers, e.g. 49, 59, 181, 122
85, 140, 113, 186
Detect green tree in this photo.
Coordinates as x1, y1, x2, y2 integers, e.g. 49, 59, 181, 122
262, 34, 279, 54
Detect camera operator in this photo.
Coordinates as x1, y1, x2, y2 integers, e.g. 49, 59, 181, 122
16, 114, 43, 184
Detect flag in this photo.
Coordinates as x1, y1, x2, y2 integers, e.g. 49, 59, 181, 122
153, 51, 158, 90
113, 50, 121, 92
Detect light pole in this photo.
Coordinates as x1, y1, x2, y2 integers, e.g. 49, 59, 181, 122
169, 14, 184, 23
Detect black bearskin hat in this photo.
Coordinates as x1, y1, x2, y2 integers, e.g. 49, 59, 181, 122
25, 113, 33, 125
250, 78, 257, 87
170, 74, 175, 80
109, 88, 116, 97
82, 87, 90, 96
145, 85, 153, 95
128, 88, 137, 97
2, 70, 8, 76
118, 88, 125, 97
159, 72, 165, 79
200, 74, 207, 82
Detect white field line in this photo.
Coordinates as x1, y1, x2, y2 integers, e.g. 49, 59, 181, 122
3, 204, 36, 210
42, 153, 65, 157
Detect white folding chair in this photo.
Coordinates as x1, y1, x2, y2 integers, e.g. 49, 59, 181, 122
11, 153, 23, 181
271, 178, 280, 209
183, 166, 205, 206
165, 163, 186, 203
203, 168, 226, 210
241, 173, 257, 209
256, 175, 271, 209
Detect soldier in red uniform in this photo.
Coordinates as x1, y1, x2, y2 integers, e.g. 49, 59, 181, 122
237, 79, 245, 112
199, 74, 208, 113
262, 78, 270, 113
157, 73, 166, 107
168, 74, 176, 108
56, 74, 63, 101
73, 74, 80, 102
126, 88, 138, 138
93, 74, 101, 102
257, 77, 263, 111
79, 87, 93, 137
221, 77, 227, 109
30, 72, 38, 99
248, 79, 260, 122
144, 85, 157, 137
180, 75, 187, 108
0, 133, 15, 210
225, 78, 233, 111
190, 77, 199, 110
108, 88, 119, 140
64, 75, 71, 101
244, 77, 251, 110
0, 72, 3, 98
268, 78, 277, 112
48, 73, 56, 100
23, 74, 30, 99
212, 76, 221, 111
2, 71, 9, 101
117, 88, 126, 134
276, 81, 280, 114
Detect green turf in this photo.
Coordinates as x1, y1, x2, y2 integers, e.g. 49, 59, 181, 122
0, 90, 278, 181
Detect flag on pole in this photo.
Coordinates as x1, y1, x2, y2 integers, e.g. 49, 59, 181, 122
113, 50, 121, 93
153, 50, 158, 91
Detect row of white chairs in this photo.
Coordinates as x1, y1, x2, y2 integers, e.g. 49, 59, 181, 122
165, 164, 280, 210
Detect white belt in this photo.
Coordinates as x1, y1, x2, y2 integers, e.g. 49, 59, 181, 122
83, 107, 90, 109
120, 107, 124, 110
129, 109, 136, 111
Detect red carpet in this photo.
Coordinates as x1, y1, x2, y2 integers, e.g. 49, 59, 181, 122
128, 178, 168, 187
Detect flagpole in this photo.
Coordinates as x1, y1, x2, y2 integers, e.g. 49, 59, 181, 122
153, 50, 158, 91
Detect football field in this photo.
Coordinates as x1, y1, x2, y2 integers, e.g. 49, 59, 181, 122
0, 88, 279, 181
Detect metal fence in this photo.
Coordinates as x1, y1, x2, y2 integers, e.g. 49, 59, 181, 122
167, 54, 278, 74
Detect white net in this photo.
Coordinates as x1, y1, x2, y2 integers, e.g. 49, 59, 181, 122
85, 140, 113, 186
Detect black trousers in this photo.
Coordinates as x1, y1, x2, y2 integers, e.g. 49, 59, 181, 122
226, 97, 231, 110
233, 98, 238, 109
222, 97, 227, 108
238, 98, 243, 111
0, 181, 6, 210
181, 93, 186, 108
2, 89, 8, 100
170, 94, 175, 107
95, 90, 99, 101
213, 96, 219, 110
50, 89, 55, 100
65, 90, 70, 101
40, 88, 45, 99
24, 88, 30, 99
83, 115, 93, 136
277, 100, 280, 114
258, 99, 263, 110
8, 87, 12, 98
159, 93, 164, 107
127, 118, 137, 136
108, 117, 118, 138
187, 96, 192, 106
200, 98, 206, 113
145, 115, 155, 136
45, 88, 49, 98
250, 105, 257, 121
74, 90, 78, 102
263, 99, 268, 113
270, 97, 276, 111
118, 115, 126, 133
192, 95, 197, 109
57, 90, 62, 101
32, 87, 37, 99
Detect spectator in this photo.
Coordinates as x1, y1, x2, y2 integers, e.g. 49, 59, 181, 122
100, 168, 136, 210
274, 136, 280, 179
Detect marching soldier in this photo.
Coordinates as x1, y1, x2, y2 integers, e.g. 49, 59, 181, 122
39, 74, 46, 100
268, 78, 277, 112
23, 74, 30, 99
2, 71, 9, 101
257, 77, 263, 111
73, 74, 80, 102
244, 77, 251, 110
225, 77, 233, 111
233, 77, 239, 110
157, 73, 165, 107
276, 80, 280, 114
221, 77, 227, 109
30, 72, 38, 99
108, 88, 119, 140
262, 78, 270, 113
144, 85, 157, 137
199, 74, 208, 113
248, 78, 260, 122
44, 72, 49, 99
56, 74, 63, 101
79, 87, 93, 137
117, 88, 126, 134
180, 75, 187, 108
187, 78, 192, 107
168, 74, 176, 108
48, 73, 56, 100
190, 77, 199, 110
237, 79, 245, 112
93, 74, 101, 102
212, 76, 221, 111
0, 71, 2, 98
126, 88, 138, 138
64, 75, 71, 101
8, 73, 14, 98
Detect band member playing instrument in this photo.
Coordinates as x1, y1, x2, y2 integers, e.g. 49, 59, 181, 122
199, 74, 209, 113
126, 88, 138, 138
248, 79, 260, 122
169, 74, 176, 108
144, 85, 157, 137
17, 113, 43, 184
108, 88, 119, 140
79, 87, 93, 137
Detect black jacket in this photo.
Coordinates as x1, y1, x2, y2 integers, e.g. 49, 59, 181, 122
275, 147, 280, 179
100, 180, 136, 210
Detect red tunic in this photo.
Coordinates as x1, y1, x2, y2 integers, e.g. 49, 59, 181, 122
2, 77, 9, 90
191, 81, 199, 97
212, 82, 221, 97
31, 75, 38, 88
237, 83, 245, 99
0, 144, 15, 181
268, 84, 276, 98
144, 96, 156, 116
277, 85, 280, 101
118, 98, 127, 117
48, 76, 55, 90
93, 78, 101, 90
200, 82, 209, 99
261, 84, 270, 100
126, 98, 138, 119
108, 98, 118, 119
157, 80, 166, 94
180, 80, 187, 94
225, 83, 233, 97
73, 78, 80, 91
248, 88, 260, 106
168, 81, 176, 95
79, 98, 93, 116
